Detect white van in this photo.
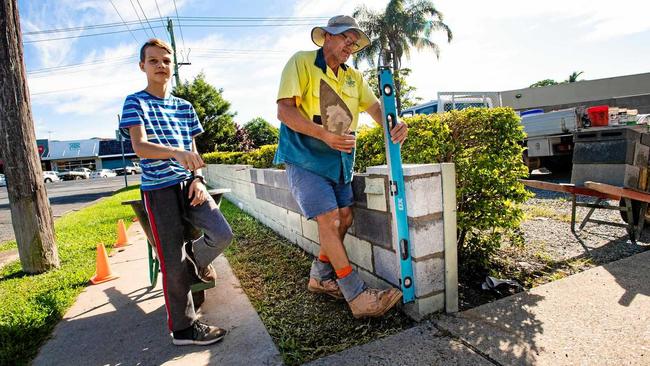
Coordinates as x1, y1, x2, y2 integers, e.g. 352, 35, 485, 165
400, 93, 494, 117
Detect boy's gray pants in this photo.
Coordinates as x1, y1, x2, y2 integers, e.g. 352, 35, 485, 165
142, 180, 233, 332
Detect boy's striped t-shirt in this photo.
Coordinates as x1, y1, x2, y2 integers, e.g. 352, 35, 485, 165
119, 90, 204, 191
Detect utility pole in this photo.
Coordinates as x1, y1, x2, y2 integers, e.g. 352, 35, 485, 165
166, 18, 190, 87
0, 0, 59, 273
117, 115, 128, 188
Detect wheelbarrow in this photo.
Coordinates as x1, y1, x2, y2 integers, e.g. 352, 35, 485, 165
122, 188, 231, 308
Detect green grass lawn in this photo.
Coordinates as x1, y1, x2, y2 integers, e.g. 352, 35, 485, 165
0, 186, 140, 366
220, 200, 414, 365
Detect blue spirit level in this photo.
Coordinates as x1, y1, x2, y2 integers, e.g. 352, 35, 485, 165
378, 66, 415, 304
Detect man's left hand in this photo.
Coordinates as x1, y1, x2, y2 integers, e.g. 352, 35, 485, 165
189, 179, 209, 206
390, 120, 408, 144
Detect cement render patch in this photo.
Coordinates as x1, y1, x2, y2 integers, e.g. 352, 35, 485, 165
304, 322, 491, 366
435, 250, 650, 366
32, 223, 281, 366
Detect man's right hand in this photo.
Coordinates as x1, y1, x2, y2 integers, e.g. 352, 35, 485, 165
321, 131, 356, 153
173, 150, 205, 171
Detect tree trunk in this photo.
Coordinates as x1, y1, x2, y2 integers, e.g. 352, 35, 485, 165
391, 50, 402, 115
0, 0, 60, 273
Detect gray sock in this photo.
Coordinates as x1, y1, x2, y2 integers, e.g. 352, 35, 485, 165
336, 270, 367, 302
309, 259, 335, 280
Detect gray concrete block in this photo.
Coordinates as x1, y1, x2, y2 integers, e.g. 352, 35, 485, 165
409, 219, 445, 259
249, 168, 260, 184
351, 174, 367, 208
352, 207, 392, 249
413, 257, 445, 297
373, 246, 399, 286
254, 184, 301, 213
405, 175, 443, 217
403, 292, 445, 321
343, 235, 373, 272
301, 216, 319, 243
365, 177, 388, 212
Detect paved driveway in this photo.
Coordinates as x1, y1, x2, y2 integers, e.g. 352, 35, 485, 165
0, 175, 140, 244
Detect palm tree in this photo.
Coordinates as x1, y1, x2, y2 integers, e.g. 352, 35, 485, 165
353, 0, 452, 113
565, 71, 584, 83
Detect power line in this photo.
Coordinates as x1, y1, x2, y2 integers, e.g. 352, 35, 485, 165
135, 0, 158, 38
171, 0, 186, 56
128, 0, 153, 38
24, 16, 328, 35
153, 0, 169, 41
23, 23, 320, 43
108, 0, 140, 43
23, 26, 167, 43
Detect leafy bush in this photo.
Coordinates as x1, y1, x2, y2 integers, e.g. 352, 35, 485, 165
356, 108, 531, 268
202, 144, 279, 168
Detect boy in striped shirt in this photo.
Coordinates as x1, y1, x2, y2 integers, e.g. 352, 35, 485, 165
119, 39, 233, 346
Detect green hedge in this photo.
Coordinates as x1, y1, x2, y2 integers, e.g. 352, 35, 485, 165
202, 144, 278, 168
357, 108, 531, 266
202, 108, 531, 267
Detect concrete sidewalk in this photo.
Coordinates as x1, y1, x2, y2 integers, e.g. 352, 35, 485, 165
33, 222, 282, 366
309, 249, 650, 366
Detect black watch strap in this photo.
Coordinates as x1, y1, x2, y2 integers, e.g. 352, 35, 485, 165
193, 175, 206, 184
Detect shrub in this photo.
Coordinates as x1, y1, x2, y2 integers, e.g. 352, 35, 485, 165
202, 144, 279, 168
356, 108, 531, 268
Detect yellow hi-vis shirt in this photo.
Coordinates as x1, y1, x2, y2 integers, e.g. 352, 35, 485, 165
273, 48, 379, 183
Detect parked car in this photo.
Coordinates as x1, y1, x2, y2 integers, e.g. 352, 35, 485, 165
90, 169, 117, 179
115, 162, 142, 176
58, 167, 92, 180
43, 171, 60, 183
0, 174, 5, 187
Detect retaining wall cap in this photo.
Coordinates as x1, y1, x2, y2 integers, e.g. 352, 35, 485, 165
365, 164, 441, 176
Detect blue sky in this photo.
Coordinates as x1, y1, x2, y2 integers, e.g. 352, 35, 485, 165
20, 0, 650, 141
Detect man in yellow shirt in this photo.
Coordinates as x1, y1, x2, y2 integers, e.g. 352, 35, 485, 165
274, 15, 408, 318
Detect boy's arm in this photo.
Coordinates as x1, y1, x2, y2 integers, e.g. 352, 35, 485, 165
128, 125, 205, 171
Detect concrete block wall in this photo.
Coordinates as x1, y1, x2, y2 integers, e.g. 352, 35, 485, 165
204, 163, 458, 320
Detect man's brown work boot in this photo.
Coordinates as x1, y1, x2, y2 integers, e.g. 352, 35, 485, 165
348, 287, 402, 319
308, 278, 344, 299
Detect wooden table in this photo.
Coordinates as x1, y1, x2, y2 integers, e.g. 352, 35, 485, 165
521, 179, 648, 242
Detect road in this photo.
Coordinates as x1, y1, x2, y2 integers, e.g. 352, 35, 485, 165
0, 175, 140, 244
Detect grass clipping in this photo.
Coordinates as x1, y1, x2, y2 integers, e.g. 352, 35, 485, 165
221, 200, 413, 365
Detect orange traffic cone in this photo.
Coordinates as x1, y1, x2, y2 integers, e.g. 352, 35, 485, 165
115, 219, 130, 248
90, 243, 119, 285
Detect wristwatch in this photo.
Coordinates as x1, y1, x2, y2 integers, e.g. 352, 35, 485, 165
193, 175, 206, 184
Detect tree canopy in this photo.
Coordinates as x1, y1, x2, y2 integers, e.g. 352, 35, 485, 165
172, 73, 237, 152
243, 117, 279, 148
353, 0, 452, 113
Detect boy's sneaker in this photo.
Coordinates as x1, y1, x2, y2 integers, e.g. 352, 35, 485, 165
172, 320, 227, 346
307, 278, 344, 299
184, 242, 216, 283
348, 287, 402, 319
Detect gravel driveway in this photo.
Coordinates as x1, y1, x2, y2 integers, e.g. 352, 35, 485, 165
459, 172, 650, 310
